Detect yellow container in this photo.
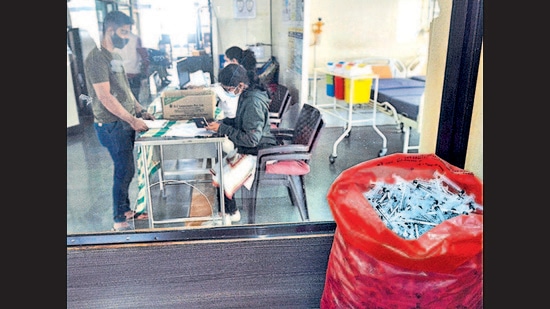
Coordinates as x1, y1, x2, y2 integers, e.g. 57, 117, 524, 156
344, 77, 372, 104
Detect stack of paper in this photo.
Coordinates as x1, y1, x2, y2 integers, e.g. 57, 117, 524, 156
165, 122, 214, 137
143, 119, 168, 129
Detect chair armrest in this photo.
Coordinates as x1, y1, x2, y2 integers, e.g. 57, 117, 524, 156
259, 152, 312, 169
258, 144, 309, 158
270, 128, 294, 135
258, 144, 312, 169
269, 128, 295, 144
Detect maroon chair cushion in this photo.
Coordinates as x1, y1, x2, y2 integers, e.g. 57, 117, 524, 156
266, 160, 310, 175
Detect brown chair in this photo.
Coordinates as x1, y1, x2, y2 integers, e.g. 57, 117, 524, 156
241, 104, 325, 224
267, 84, 291, 128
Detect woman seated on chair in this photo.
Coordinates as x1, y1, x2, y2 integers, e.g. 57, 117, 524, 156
212, 47, 259, 153
206, 64, 277, 225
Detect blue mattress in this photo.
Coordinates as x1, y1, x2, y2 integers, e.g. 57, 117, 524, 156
371, 78, 425, 121
376, 78, 425, 90
410, 75, 426, 82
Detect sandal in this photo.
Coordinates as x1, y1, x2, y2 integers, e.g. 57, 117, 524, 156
124, 210, 149, 220
112, 221, 134, 232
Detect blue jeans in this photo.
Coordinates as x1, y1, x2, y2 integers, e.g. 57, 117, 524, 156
94, 121, 136, 223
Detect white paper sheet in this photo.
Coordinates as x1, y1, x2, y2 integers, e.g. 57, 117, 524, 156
143, 119, 168, 129
165, 122, 215, 137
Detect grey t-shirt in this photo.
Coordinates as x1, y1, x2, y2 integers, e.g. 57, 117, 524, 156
84, 47, 136, 124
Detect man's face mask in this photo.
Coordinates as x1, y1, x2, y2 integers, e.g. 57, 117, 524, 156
112, 32, 129, 49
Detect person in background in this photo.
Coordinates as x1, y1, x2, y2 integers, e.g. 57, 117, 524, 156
223, 46, 243, 66
158, 34, 172, 66
84, 11, 155, 231
114, 30, 150, 103
206, 64, 276, 225
154, 35, 172, 86
224, 46, 260, 86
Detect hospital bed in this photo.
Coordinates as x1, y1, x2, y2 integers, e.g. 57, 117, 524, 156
311, 57, 424, 160
371, 75, 425, 153
361, 57, 425, 153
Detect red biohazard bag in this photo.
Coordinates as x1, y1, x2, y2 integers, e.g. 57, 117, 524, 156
320, 153, 483, 309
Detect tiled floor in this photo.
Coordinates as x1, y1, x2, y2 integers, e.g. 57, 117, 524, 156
67, 89, 418, 234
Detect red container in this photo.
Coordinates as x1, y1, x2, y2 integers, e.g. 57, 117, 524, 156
334, 76, 345, 100
321, 153, 483, 309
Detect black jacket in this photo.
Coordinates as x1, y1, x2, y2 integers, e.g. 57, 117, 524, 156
218, 88, 276, 155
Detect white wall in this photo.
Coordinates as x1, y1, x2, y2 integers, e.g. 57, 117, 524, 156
418, 0, 451, 156
211, 0, 272, 71
306, 0, 429, 71
290, 0, 431, 105
211, 0, 306, 103
271, 0, 307, 103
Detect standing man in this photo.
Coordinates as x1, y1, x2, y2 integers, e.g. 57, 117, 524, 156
84, 11, 154, 231
114, 30, 150, 102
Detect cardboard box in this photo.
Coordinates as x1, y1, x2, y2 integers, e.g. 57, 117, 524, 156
161, 88, 216, 120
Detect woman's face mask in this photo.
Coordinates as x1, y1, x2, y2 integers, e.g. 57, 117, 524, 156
223, 85, 240, 98
226, 91, 239, 99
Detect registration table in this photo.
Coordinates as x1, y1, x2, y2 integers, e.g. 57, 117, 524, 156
135, 122, 227, 228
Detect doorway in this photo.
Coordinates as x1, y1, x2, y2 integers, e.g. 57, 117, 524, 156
130, 0, 212, 61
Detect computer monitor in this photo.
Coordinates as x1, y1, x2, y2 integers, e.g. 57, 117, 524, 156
176, 56, 214, 89
177, 68, 190, 89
